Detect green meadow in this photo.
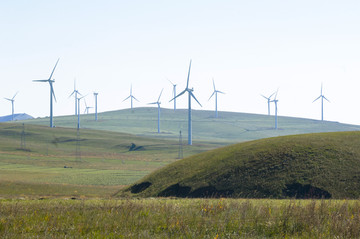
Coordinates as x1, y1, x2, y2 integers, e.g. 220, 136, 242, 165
0, 123, 219, 198
23, 107, 360, 143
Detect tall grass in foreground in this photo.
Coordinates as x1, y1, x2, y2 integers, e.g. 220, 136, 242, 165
1, 198, 360, 238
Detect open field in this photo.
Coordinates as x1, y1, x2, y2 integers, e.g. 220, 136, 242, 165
1, 198, 360, 238
0, 123, 220, 198
22, 107, 360, 143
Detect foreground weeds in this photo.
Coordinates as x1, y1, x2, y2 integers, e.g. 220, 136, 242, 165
0, 198, 360, 238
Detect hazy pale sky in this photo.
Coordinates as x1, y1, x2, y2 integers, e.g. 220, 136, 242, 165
1, 0, 360, 124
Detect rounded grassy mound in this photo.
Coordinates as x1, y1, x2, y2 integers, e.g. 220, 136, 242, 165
119, 131, 360, 199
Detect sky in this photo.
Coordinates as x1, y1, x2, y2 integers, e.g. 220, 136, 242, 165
1, 0, 360, 125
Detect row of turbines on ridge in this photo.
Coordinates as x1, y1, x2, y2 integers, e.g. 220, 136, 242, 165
4, 59, 330, 145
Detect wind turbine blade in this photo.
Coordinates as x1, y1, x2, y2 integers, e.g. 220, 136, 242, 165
261, 94, 269, 100
148, 102, 157, 105
217, 90, 225, 94
158, 88, 163, 102
186, 60, 192, 89
312, 96, 321, 103
69, 90, 76, 98
4, 98, 11, 101
168, 79, 175, 86
132, 96, 140, 102
123, 95, 131, 102
274, 88, 279, 100
33, 79, 49, 82
269, 92, 276, 99
50, 82, 57, 102
12, 91, 19, 100
190, 92, 202, 107
170, 89, 186, 102
212, 79, 216, 91
323, 96, 330, 102
48, 58, 60, 80
208, 91, 215, 101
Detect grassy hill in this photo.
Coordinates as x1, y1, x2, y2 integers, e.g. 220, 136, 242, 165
120, 131, 360, 199
22, 107, 360, 144
0, 123, 218, 198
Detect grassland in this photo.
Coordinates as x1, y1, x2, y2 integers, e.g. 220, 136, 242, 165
122, 131, 360, 199
22, 107, 360, 143
0, 123, 219, 198
1, 198, 360, 238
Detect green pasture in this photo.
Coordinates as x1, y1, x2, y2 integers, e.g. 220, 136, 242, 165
22, 107, 360, 143
0, 123, 219, 198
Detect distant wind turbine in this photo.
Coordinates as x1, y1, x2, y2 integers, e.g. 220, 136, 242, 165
170, 60, 202, 145
148, 89, 163, 133
261, 92, 276, 116
123, 84, 139, 109
313, 83, 330, 121
77, 95, 86, 129
4, 92, 18, 121
69, 79, 81, 116
94, 92, 98, 121
33, 58, 59, 128
270, 89, 279, 129
84, 98, 93, 114
208, 79, 225, 118
169, 80, 177, 111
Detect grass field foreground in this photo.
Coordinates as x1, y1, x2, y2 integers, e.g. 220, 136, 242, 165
0, 198, 360, 238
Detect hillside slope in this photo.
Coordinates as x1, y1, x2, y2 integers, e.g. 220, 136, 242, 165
21, 108, 360, 144
120, 131, 360, 199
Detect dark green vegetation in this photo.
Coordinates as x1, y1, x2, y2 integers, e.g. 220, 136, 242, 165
23, 107, 360, 143
1, 198, 360, 238
0, 123, 218, 198
123, 131, 360, 199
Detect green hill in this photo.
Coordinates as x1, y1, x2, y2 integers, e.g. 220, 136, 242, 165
120, 131, 360, 199
22, 108, 360, 144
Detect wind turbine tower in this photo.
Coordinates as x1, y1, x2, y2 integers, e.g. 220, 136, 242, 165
94, 92, 98, 121
4, 92, 18, 121
170, 60, 202, 145
148, 89, 163, 133
33, 58, 59, 128
261, 92, 276, 115
123, 85, 139, 109
169, 80, 177, 111
208, 79, 225, 118
313, 83, 330, 121
77, 95, 86, 129
270, 90, 279, 129
69, 80, 81, 116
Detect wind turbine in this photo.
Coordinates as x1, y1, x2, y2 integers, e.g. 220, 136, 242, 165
69, 79, 81, 116
261, 92, 276, 116
4, 92, 18, 121
170, 60, 202, 145
208, 79, 225, 118
270, 89, 279, 129
313, 83, 330, 121
84, 98, 93, 114
33, 58, 59, 128
77, 95, 86, 129
148, 89, 163, 133
169, 80, 177, 111
123, 84, 139, 109
94, 92, 98, 121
